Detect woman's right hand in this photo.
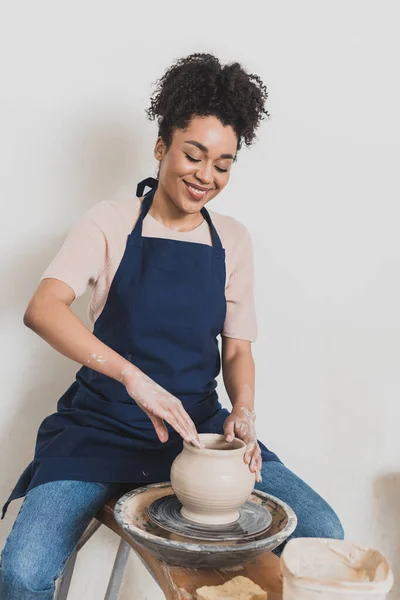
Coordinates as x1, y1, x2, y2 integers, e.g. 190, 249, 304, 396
121, 365, 204, 449
22, 279, 203, 448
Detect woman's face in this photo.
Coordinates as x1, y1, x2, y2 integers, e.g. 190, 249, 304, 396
154, 116, 238, 215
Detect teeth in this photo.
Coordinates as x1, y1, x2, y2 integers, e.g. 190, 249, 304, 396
187, 184, 207, 197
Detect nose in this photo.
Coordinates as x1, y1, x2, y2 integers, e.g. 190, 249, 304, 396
195, 162, 213, 185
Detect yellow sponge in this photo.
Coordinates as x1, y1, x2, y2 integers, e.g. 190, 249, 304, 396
196, 575, 267, 600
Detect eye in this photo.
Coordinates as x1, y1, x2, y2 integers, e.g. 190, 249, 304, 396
184, 153, 201, 163
215, 166, 228, 173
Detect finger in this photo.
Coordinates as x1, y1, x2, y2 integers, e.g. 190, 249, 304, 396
256, 459, 263, 483
174, 400, 198, 433
253, 447, 262, 482
150, 403, 185, 435
162, 410, 188, 438
173, 403, 204, 449
223, 419, 235, 443
162, 408, 204, 449
148, 414, 169, 443
250, 446, 261, 474
255, 453, 263, 483
244, 441, 256, 465
175, 407, 196, 437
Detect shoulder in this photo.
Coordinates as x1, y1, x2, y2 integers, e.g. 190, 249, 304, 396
208, 209, 252, 254
80, 191, 141, 239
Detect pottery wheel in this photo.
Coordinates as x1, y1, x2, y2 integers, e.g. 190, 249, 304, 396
114, 483, 298, 568
148, 494, 272, 541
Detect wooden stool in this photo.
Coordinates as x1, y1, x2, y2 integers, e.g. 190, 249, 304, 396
55, 497, 283, 600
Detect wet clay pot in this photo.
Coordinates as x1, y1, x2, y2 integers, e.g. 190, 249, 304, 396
170, 433, 255, 525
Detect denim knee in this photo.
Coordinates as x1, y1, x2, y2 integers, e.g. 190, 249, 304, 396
257, 461, 344, 542
0, 543, 56, 595
317, 506, 344, 540
272, 505, 344, 558
296, 502, 344, 540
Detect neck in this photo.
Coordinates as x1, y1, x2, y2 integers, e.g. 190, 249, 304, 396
149, 186, 204, 233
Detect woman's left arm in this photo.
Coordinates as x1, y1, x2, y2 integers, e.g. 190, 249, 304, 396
222, 337, 262, 482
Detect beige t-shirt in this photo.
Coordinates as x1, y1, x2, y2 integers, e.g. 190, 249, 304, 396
41, 194, 257, 342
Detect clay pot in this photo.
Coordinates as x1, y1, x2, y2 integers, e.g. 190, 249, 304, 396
170, 433, 255, 525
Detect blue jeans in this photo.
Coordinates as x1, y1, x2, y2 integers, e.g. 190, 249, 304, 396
0, 462, 344, 599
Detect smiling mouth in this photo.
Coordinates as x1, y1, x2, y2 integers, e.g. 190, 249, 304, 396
183, 180, 213, 199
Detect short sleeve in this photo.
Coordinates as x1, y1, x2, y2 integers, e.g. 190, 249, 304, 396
223, 227, 258, 342
40, 204, 109, 298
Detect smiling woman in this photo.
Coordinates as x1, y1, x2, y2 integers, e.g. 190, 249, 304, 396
146, 52, 268, 223
150, 116, 238, 224
0, 53, 343, 600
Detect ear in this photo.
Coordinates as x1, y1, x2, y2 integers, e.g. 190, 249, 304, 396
154, 136, 166, 161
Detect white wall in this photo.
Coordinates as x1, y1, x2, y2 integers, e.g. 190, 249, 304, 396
1, 1, 399, 598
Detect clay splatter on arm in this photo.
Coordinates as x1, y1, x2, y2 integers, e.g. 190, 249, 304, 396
87, 353, 107, 364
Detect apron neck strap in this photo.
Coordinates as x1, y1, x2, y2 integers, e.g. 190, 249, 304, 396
132, 178, 223, 251
136, 177, 159, 199
200, 206, 223, 250
131, 179, 158, 244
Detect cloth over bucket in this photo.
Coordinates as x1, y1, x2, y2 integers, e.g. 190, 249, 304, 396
281, 538, 393, 600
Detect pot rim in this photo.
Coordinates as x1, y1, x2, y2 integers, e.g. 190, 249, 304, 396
183, 433, 246, 456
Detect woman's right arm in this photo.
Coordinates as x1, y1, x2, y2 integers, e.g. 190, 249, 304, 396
24, 278, 203, 448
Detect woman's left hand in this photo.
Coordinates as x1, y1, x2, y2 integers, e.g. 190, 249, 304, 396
223, 407, 262, 483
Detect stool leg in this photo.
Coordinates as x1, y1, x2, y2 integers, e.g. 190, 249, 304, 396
55, 551, 78, 600
104, 539, 131, 600
55, 519, 101, 600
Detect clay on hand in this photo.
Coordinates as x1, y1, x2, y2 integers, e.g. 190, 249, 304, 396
223, 407, 262, 482
121, 366, 204, 450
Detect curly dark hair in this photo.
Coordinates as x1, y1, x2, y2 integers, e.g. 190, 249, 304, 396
146, 53, 269, 154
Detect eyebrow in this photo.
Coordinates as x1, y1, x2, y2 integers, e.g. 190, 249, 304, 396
185, 140, 235, 160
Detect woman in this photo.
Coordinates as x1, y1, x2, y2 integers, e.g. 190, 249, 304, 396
0, 53, 343, 598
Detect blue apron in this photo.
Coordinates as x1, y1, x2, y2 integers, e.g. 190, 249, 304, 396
2, 178, 279, 518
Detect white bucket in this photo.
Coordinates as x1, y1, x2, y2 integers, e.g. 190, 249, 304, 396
281, 538, 393, 600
